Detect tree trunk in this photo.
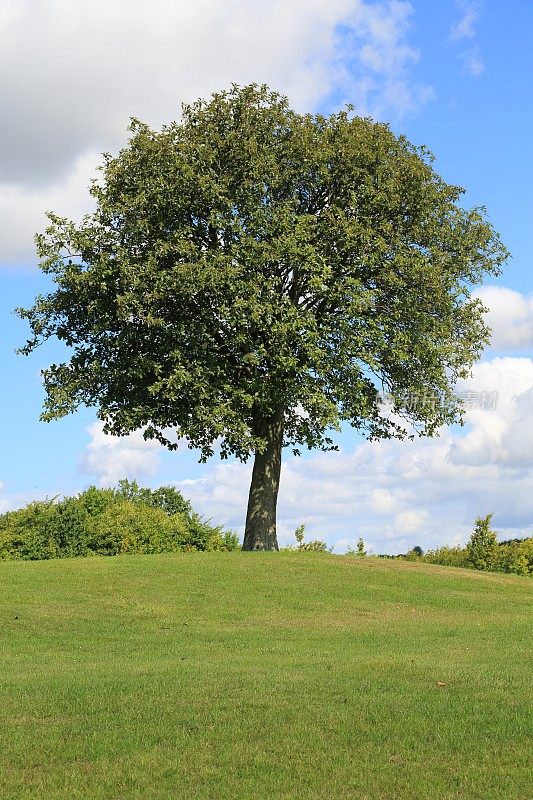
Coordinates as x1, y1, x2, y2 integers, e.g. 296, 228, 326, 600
242, 410, 284, 551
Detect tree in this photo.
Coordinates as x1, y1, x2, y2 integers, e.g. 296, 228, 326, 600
356, 538, 367, 557
467, 514, 499, 571
18, 84, 508, 551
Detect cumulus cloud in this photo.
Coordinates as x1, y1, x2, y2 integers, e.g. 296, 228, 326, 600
394, 508, 429, 534
78, 421, 164, 486
0, 152, 99, 267
450, 358, 533, 469
475, 286, 533, 351
177, 356, 533, 552
0, 0, 430, 266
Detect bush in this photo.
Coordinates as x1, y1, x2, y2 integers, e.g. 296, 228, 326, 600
180, 513, 240, 552
420, 546, 469, 569
52, 497, 94, 557
0, 501, 59, 560
287, 523, 332, 553
346, 538, 367, 557
0, 481, 240, 560
87, 501, 188, 555
77, 486, 116, 518
394, 515, 532, 577
495, 538, 533, 576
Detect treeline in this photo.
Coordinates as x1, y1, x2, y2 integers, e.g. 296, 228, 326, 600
0, 480, 239, 560
386, 515, 532, 576
2, 493, 531, 576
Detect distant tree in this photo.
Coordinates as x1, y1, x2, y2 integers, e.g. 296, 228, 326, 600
467, 514, 499, 571
114, 478, 192, 517
412, 545, 424, 557
18, 84, 508, 551
294, 524, 306, 548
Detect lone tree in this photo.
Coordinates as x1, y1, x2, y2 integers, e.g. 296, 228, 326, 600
19, 85, 508, 550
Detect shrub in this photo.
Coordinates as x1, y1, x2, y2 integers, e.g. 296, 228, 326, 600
0, 481, 240, 560
421, 546, 469, 568
346, 538, 367, 557
77, 486, 116, 518
298, 540, 332, 552
496, 538, 533, 576
47, 497, 92, 557
288, 523, 332, 553
398, 527, 533, 576
0, 501, 60, 560
182, 513, 240, 551
87, 501, 188, 555
114, 479, 192, 517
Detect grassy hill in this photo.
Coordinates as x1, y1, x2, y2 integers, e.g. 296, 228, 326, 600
1, 552, 531, 799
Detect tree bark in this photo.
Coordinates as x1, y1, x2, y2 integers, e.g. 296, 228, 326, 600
242, 410, 284, 551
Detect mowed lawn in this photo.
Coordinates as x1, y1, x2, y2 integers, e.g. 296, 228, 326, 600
1, 553, 531, 800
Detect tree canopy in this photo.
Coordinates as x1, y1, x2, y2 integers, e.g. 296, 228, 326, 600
19, 84, 508, 550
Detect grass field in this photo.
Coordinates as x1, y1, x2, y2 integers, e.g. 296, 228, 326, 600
1, 552, 531, 799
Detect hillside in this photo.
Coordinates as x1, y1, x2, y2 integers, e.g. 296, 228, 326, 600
1, 553, 531, 799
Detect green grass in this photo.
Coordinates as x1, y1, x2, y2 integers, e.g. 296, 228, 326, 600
1, 553, 531, 799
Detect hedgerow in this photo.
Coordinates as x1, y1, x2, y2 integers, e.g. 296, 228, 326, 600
0, 480, 239, 560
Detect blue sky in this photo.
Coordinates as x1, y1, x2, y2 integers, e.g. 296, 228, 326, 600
1, 0, 532, 552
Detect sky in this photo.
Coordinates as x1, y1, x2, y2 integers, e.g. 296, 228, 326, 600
1, 0, 532, 553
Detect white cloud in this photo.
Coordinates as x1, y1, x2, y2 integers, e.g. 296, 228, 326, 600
461, 47, 484, 77
337, 0, 433, 117
475, 285, 533, 351
394, 508, 429, 534
0, 0, 430, 267
78, 421, 164, 486
450, 358, 533, 469
450, 1, 484, 77
0, 152, 100, 267
370, 487, 401, 514
177, 355, 533, 552
450, 0, 482, 41
0, 480, 11, 513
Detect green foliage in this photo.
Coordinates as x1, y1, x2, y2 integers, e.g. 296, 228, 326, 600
0, 501, 60, 561
114, 479, 192, 517
76, 485, 116, 518
288, 523, 331, 553
294, 524, 305, 547
395, 517, 532, 576
0, 483, 239, 561
87, 501, 187, 555
181, 513, 239, 552
18, 84, 509, 550
418, 546, 469, 568
495, 539, 533, 576
47, 496, 92, 557
19, 84, 508, 455
466, 514, 499, 571
298, 540, 332, 553
346, 537, 367, 557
